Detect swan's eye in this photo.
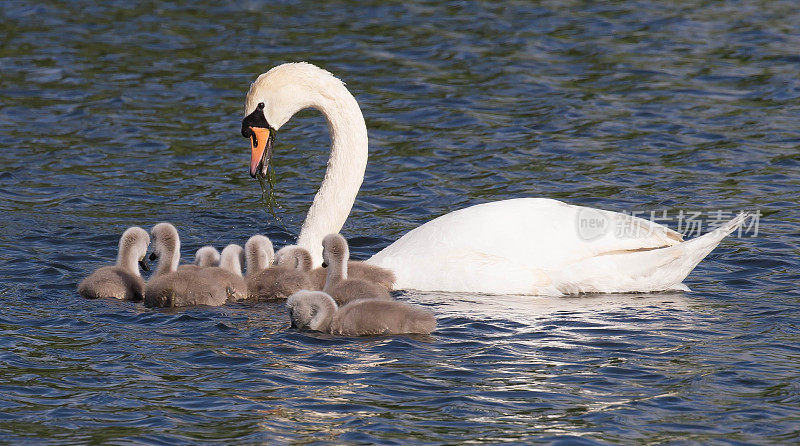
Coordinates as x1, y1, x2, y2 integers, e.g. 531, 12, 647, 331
257, 102, 265, 109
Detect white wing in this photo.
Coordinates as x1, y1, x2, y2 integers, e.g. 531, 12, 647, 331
368, 198, 746, 295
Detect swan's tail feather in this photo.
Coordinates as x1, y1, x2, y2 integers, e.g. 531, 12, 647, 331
556, 212, 750, 294
667, 211, 750, 273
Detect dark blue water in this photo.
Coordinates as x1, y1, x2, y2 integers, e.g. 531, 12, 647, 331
2, 0, 799, 443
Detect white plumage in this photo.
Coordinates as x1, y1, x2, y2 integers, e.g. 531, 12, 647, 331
370, 200, 746, 294
243, 62, 747, 295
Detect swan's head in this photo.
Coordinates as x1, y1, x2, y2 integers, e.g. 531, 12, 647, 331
119, 226, 151, 272
149, 222, 179, 263
321, 233, 349, 268
244, 234, 274, 275
241, 62, 346, 178
194, 246, 220, 267
241, 102, 275, 178
286, 290, 337, 331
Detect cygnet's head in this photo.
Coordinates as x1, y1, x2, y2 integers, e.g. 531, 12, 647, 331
194, 246, 220, 267
220, 244, 246, 276
275, 245, 314, 272
286, 290, 337, 331
245, 234, 274, 275
149, 222, 179, 262
118, 226, 151, 272
321, 233, 349, 268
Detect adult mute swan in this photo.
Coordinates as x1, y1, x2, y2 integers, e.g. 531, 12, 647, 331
241, 62, 748, 295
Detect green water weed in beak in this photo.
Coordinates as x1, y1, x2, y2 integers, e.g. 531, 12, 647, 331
257, 165, 286, 228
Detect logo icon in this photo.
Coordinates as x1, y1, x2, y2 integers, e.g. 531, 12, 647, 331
576, 208, 610, 241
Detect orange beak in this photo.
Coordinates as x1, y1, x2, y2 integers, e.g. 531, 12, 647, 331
249, 126, 271, 178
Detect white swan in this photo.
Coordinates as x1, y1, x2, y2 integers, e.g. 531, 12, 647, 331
241, 62, 749, 295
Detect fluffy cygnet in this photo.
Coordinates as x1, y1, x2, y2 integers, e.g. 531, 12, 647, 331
218, 244, 245, 276
274, 245, 313, 272
178, 245, 220, 272
245, 235, 311, 300
309, 263, 396, 291
196, 244, 248, 302
286, 291, 436, 336
195, 245, 221, 267
321, 233, 392, 306
148, 222, 181, 278
308, 240, 395, 291
144, 223, 245, 307
78, 226, 150, 301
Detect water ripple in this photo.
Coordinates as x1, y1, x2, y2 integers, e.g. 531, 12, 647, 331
1, 0, 799, 443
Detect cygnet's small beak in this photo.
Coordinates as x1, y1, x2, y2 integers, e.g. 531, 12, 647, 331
149, 252, 158, 261
139, 257, 150, 272
248, 126, 272, 179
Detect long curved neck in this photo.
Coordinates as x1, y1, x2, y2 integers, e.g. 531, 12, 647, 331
221, 248, 244, 277
310, 296, 337, 332
116, 239, 140, 277
296, 88, 368, 267
322, 255, 348, 294
246, 243, 271, 276
156, 240, 180, 276
295, 249, 313, 273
